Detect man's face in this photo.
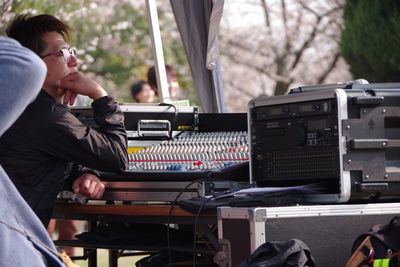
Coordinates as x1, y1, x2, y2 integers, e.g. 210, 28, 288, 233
40, 31, 78, 91
136, 83, 155, 103
168, 77, 180, 99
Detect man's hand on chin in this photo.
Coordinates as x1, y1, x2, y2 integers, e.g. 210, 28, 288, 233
56, 71, 107, 101
72, 173, 105, 199
57, 87, 77, 105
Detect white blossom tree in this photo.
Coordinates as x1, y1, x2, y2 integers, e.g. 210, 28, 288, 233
220, 0, 351, 112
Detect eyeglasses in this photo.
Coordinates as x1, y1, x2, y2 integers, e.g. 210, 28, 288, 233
40, 47, 76, 62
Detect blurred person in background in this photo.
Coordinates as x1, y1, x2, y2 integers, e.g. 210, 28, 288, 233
147, 64, 181, 101
47, 219, 77, 256
131, 80, 155, 103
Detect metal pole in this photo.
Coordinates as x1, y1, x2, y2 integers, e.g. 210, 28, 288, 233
145, 0, 170, 103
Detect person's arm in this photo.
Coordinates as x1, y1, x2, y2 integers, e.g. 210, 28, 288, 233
72, 173, 105, 199
35, 94, 128, 172
0, 37, 64, 266
56, 71, 107, 104
0, 37, 46, 136
33, 71, 128, 171
64, 165, 105, 199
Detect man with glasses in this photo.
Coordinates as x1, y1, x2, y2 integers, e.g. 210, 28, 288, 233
0, 14, 128, 236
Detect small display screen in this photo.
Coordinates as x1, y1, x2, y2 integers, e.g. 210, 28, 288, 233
308, 119, 329, 131
269, 108, 283, 115
298, 104, 315, 113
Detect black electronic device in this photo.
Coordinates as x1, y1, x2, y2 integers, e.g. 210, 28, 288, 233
248, 83, 400, 202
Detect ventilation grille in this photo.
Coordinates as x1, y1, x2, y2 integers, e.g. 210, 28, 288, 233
266, 148, 338, 178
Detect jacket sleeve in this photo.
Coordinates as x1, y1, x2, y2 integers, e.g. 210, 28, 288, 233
0, 37, 46, 136
36, 96, 128, 172
63, 164, 101, 190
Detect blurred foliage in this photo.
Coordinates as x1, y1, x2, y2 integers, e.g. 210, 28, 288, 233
340, 0, 400, 82
0, 0, 197, 104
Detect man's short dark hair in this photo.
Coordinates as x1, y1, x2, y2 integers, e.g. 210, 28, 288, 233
131, 80, 146, 102
146, 64, 176, 96
6, 14, 71, 56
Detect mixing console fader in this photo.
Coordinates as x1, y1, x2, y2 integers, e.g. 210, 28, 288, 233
71, 105, 250, 202
128, 131, 249, 171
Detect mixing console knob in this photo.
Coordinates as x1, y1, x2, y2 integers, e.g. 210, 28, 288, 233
224, 162, 233, 167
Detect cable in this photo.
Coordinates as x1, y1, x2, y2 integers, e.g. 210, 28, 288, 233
166, 177, 227, 267
157, 103, 199, 141
171, 118, 199, 141
158, 103, 178, 120
171, 125, 193, 140
192, 195, 212, 267
158, 103, 178, 139
190, 182, 255, 267
189, 182, 253, 267
166, 179, 204, 266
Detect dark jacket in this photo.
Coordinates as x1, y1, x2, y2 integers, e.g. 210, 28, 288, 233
0, 90, 128, 226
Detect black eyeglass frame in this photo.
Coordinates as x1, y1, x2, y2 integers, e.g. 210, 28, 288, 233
40, 47, 76, 62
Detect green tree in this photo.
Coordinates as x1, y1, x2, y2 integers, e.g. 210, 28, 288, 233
0, 0, 195, 104
340, 0, 400, 82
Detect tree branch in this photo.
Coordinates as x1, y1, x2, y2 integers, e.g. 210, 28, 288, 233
226, 52, 292, 84
260, 0, 270, 29
289, 3, 305, 51
322, 5, 344, 17
290, 15, 322, 70
317, 52, 341, 84
259, 0, 278, 54
224, 39, 276, 59
298, 2, 319, 17
226, 80, 257, 98
281, 0, 291, 52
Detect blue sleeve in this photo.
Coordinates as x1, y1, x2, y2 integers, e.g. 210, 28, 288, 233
0, 37, 64, 266
0, 36, 47, 136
